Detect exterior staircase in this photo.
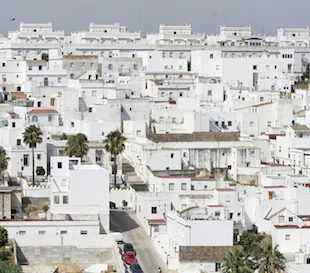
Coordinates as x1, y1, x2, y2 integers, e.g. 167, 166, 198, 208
122, 157, 148, 191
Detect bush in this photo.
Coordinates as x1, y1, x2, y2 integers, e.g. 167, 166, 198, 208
0, 227, 8, 248
0, 261, 21, 273
36, 166, 45, 176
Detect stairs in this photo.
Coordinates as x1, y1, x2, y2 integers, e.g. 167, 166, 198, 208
122, 157, 148, 191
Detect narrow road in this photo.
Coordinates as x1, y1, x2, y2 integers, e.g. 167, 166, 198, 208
110, 209, 168, 273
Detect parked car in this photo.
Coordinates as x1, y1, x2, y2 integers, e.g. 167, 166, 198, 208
124, 243, 136, 255
124, 251, 137, 265
130, 262, 143, 273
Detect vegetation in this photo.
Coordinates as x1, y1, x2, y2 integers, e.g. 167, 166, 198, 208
257, 241, 286, 273
303, 63, 310, 80
222, 232, 285, 273
0, 227, 8, 248
43, 204, 49, 219
23, 125, 43, 185
0, 261, 21, 273
41, 53, 49, 62
60, 133, 68, 140
65, 133, 89, 161
0, 148, 7, 178
222, 246, 252, 273
103, 130, 126, 184
0, 227, 21, 273
36, 166, 45, 176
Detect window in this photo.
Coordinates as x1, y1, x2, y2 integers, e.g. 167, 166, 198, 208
17, 139, 21, 146
215, 211, 221, 217
39, 65, 42, 70
54, 196, 60, 204
60, 230, 67, 235
63, 196, 69, 204
32, 116, 38, 122
38, 231, 45, 235
71, 122, 74, 127
169, 183, 175, 191
207, 90, 212, 96
215, 262, 221, 272
37, 154, 41, 160
228, 121, 232, 126
12, 122, 15, 128
253, 65, 257, 70
210, 54, 214, 59
92, 90, 97, 97
23, 155, 29, 166
183, 152, 187, 157
249, 121, 254, 127
285, 234, 291, 240
289, 217, 294, 222
170, 153, 174, 158
278, 215, 284, 223
181, 183, 187, 190
151, 207, 157, 214
80, 230, 87, 235
179, 65, 183, 70
17, 85, 21, 91
2, 63, 5, 67
18, 231, 26, 235
57, 162, 62, 169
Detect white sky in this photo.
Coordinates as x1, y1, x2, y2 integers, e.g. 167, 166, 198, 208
2, 0, 310, 35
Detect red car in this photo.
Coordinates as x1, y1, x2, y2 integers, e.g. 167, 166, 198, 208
124, 251, 137, 265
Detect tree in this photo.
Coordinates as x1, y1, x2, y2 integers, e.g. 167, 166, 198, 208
23, 125, 43, 186
42, 204, 49, 219
257, 241, 285, 273
0, 226, 8, 248
104, 130, 126, 184
41, 53, 49, 62
0, 147, 8, 178
0, 261, 22, 273
36, 166, 45, 176
239, 231, 265, 255
222, 246, 253, 273
65, 133, 89, 161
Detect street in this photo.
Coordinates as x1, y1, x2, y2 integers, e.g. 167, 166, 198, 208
110, 210, 168, 273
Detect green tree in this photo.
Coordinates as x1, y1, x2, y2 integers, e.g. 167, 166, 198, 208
0, 226, 8, 248
0, 147, 8, 178
239, 231, 265, 254
65, 133, 89, 161
222, 246, 253, 273
23, 125, 43, 185
41, 53, 49, 62
0, 261, 21, 273
42, 204, 49, 219
257, 241, 285, 273
36, 166, 45, 176
104, 130, 126, 184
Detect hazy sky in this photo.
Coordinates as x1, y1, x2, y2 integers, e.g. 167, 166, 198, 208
2, 0, 310, 36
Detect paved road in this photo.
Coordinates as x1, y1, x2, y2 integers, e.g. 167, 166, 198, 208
111, 209, 168, 273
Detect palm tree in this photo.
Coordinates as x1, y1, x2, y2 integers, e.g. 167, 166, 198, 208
0, 147, 8, 178
257, 241, 285, 273
23, 125, 43, 185
65, 133, 89, 161
104, 130, 126, 184
222, 246, 253, 273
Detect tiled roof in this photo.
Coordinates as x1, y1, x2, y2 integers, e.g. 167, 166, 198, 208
291, 124, 310, 132
216, 188, 235, 192
179, 246, 232, 262
27, 109, 58, 115
149, 132, 240, 143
